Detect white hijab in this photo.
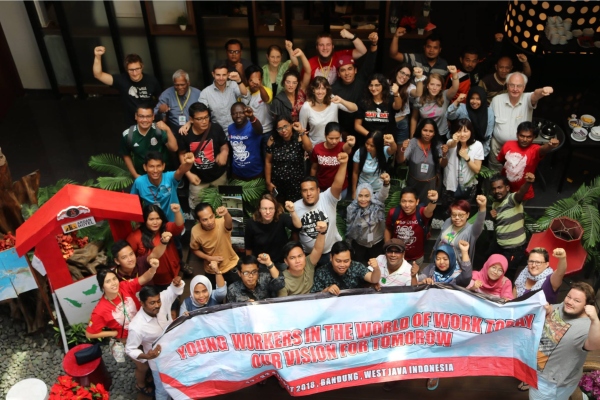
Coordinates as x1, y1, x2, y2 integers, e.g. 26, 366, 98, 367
189, 275, 213, 308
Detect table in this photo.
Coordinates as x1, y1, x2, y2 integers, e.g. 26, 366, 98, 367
557, 118, 600, 193
63, 343, 112, 389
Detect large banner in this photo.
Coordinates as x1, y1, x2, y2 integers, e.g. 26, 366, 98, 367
154, 287, 546, 399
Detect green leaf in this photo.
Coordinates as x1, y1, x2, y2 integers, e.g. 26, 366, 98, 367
38, 179, 77, 205
581, 203, 600, 249
96, 176, 133, 191
88, 154, 131, 177
198, 187, 223, 210
384, 190, 401, 215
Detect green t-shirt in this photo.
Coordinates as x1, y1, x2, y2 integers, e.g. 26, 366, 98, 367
278, 257, 315, 297
119, 124, 168, 174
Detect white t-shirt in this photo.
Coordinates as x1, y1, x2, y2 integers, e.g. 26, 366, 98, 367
299, 102, 349, 147
243, 86, 273, 132
394, 83, 417, 118
443, 140, 484, 191
376, 255, 413, 287
490, 92, 536, 145
294, 188, 341, 253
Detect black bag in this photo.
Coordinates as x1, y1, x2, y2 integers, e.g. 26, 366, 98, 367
75, 342, 102, 365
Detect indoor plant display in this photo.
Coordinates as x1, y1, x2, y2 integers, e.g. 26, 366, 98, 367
423, 1, 432, 17
261, 15, 281, 31
417, 16, 428, 35
177, 15, 187, 31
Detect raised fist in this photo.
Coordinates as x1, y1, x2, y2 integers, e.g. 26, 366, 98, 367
541, 87, 553, 96
368, 258, 379, 269
340, 29, 353, 40
161, 231, 173, 243
216, 206, 228, 217
173, 276, 183, 287
494, 33, 504, 42
346, 135, 356, 147
447, 65, 457, 75
427, 190, 438, 203
456, 93, 467, 103
315, 220, 328, 233
292, 121, 304, 133
244, 107, 254, 118
383, 134, 394, 146
285, 40, 293, 51
170, 203, 181, 214
209, 260, 220, 274
156, 120, 168, 131
552, 248, 566, 259
94, 46, 106, 56
585, 304, 599, 321
292, 48, 305, 58
524, 172, 535, 183
458, 239, 470, 252
331, 95, 342, 104
395, 27, 407, 37
368, 32, 378, 44
337, 152, 349, 164
258, 253, 271, 265
548, 138, 560, 148
228, 71, 241, 83
380, 172, 390, 185
182, 152, 194, 165
516, 53, 528, 63
285, 201, 295, 213
413, 67, 424, 79
475, 195, 487, 207
401, 139, 410, 150
148, 258, 160, 269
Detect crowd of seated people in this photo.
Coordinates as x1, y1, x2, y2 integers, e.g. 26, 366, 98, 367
86, 27, 584, 399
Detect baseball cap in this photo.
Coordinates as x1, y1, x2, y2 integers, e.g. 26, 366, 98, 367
337, 54, 355, 68
383, 238, 406, 253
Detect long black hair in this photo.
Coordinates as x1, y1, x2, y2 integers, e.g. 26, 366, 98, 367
391, 63, 413, 107
413, 118, 442, 168
362, 73, 390, 108
358, 130, 389, 176
140, 204, 168, 250
455, 118, 476, 153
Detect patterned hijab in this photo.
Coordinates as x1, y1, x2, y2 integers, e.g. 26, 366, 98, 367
514, 265, 553, 297
346, 183, 385, 240
433, 244, 460, 283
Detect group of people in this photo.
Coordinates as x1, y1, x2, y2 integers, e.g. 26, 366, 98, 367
83, 28, 595, 400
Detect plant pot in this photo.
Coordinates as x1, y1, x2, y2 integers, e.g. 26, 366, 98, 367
179, 25, 186, 31
417, 28, 425, 35
268, 24, 275, 31
390, 26, 397, 34
423, 10, 430, 17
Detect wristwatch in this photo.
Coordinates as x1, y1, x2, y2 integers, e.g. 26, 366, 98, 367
267, 263, 275, 270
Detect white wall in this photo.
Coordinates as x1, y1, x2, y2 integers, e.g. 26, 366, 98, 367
0, 1, 50, 89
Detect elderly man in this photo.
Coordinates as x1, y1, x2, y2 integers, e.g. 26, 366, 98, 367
369, 239, 418, 288
311, 241, 380, 295
307, 29, 368, 85
154, 69, 202, 134
226, 254, 285, 302
93, 47, 161, 126
479, 55, 532, 104
488, 72, 553, 171
529, 282, 600, 399
125, 279, 185, 400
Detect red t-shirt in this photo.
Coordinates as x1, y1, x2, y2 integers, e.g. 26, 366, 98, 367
497, 141, 541, 201
307, 49, 353, 85
310, 142, 348, 191
86, 278, 141, 339
126, 222, 184, 285
385, 207, 430, 261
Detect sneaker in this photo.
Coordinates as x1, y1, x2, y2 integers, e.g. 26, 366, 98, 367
181, 264, 194, 277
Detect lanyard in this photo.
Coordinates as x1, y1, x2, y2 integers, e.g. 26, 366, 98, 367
107, 293, 130, 322
175, 88, 191, 112
418, 142, 430, 158
148, 185, 160, 205
317, 57, 333, 78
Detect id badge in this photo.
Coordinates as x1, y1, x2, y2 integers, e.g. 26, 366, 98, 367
420, 163, 429, 173
367, 232, 374, 242
178, 115, 187, 126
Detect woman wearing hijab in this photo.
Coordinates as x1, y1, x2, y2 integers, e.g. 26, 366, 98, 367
446, 86, 495, 157
345, 173, 390, 264
180, 262, 227, 314
467, 254, 514, 300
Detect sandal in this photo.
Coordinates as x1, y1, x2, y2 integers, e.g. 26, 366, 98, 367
517, 381, 530, 391
426, 378, 439, 391
135, 383, 155, 397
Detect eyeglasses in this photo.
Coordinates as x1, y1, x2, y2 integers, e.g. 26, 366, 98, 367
128, 67, 142, 73
386, 248, 405, 254
228, 50, 241, 55
489, 267, 504, 274
136, 114, 153, 120
241, 270, 259, 277
260, 207, 275, 211
398, 71, 411, 78
527, 260, 545, 266
276, 124, 291, 133
507, 84, 524, 89
451, 213, 468, 218
193, 116, 210, 122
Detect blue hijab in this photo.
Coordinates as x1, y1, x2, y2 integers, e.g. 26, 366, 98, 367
433, 244, 460, 283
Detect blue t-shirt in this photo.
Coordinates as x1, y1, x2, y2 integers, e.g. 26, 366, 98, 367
228, 121, 263, 178
130, 171, 180, 222
352, 146, 391, 192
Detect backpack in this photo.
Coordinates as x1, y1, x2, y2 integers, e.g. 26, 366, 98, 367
390, 203, 431, 241
124, 124, 163, 151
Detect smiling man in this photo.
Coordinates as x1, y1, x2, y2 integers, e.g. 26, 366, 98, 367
154, 69, 202, 134
310, 241, 381, 295
389, 31, 448, 79
228, 102, 264, 180
226, 254, 285, 303
369, 239, 418, 288
93, 47, 161, 126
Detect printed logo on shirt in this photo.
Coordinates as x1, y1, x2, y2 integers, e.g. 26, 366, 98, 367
537, 308, 571, 371
316, 155, 340, 167
128, 85, 151, 99
394, 222, 417, 246
365, 108, 389, 123
190, 140, 216, 169
232, 141, 250, 163
504, 151, 527, 183
301, 210, 329, 239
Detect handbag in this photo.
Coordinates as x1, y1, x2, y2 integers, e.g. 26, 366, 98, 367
108, 293, 128, 363
75, 342, 102, 365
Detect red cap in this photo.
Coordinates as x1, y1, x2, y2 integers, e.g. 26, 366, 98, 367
337, 54, 355, 68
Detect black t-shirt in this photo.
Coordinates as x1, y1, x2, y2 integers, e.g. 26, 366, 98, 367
357, 98, 396, 135
112, 73, 161, 126
244, 214, 293, 263
177, 123, 228, 183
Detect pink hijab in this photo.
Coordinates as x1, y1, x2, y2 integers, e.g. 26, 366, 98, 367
472, 254, 513, 298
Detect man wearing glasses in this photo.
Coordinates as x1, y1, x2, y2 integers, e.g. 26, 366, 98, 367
226, 254, 285, 302
488, 72, 553, 171
177, 102, 229, 210
221, 39, 253, 85
93, 47, 161, 126
369, 239, 419, 288
118, 103, 178, 178
154, 69, 202, 135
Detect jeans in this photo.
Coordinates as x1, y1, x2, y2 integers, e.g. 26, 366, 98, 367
529, 375, 577, 400
151, 368, 171, 400
394, 118, 410, 144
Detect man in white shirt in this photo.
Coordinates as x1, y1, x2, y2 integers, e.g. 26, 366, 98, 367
294, 152, 348, 266
125, 278, 184, 400
369, 239, 418, 288
488, 72, 553, 171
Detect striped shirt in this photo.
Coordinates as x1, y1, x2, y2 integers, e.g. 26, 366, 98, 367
492, 193, 526, 248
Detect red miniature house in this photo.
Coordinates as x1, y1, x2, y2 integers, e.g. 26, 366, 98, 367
15, 184, 143, 290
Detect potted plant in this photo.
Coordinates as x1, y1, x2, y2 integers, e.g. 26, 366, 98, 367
423, 1, 432, 17
417, 16, 428, 35
389, 15, 399, 34
579, 370, 600, 399
261, 15, 281, 31
177, 15, 187, 31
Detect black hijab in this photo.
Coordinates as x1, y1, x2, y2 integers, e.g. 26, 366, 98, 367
466, 86, 488, 143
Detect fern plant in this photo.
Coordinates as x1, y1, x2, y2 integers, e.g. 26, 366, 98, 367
88, 154, 133, 191
228, 178, 266, 215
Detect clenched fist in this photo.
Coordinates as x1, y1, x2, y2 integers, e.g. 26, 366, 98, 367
456, 93, 467, 103
541, 87, 553, 96
160, 231, 173, 243
447, 65, 457, 75
182, 152, 195, 165
170, 204, 181, 214
346, 135, 356, 147
395, 27, 407, 37
383, 134, 394, 146
552, 248, 566, 259
148, 257, 160, 269
285, 201, 295, 213
315, 220, 328, 233
427, 190, 438, 203
216, 206, 228, 217
380, 172, 390, 185
524, 172, 535, 183
413, 67, 424, 79
337, 152, 349, 165
94, 46, 106, 57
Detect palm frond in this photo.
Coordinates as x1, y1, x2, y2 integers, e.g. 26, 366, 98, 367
88, 154, 131, 177
81, 179, 98, 188
336, 213, 347, 241
96, 176, 133, 191
77, 220, 112, 244
38, 179, 77, 205
384, 190, 401, 215
229, 178, 267, 208
476, 165, 495, 180
21, 204, 39, 220
536, 198, 581, 230
581, 203, 600, 249
198, 187, 223, 210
